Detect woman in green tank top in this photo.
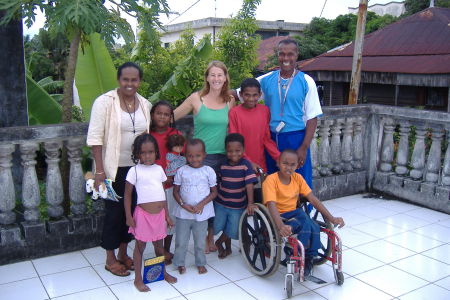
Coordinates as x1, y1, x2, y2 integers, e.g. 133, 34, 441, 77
174, 60, 236, 253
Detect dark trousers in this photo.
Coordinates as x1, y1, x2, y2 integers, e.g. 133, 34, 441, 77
100, 166, 137, 250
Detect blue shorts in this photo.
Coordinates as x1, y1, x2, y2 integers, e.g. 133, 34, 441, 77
213, 203, 244, 240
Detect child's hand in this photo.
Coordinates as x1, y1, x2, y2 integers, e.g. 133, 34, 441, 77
246, 203, 258, 215
182, 204, 195, 213
279, 224, 292, 237
193, 204, 203, 214
126, 216, 136, 228
331, 216, 345, 228
166, 216, 174, 228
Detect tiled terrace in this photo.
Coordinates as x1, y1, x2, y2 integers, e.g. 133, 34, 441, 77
0, 194, 449, 300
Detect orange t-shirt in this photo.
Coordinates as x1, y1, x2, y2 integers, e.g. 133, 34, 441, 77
262, 172, 312, 214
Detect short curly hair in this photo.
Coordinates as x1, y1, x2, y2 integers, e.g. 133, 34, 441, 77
131, 133, 160, 164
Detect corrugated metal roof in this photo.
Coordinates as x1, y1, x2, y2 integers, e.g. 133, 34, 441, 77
300, 7, 450, 74
256, 36, 288, 70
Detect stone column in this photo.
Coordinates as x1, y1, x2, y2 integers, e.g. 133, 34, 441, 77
45, 141, 64, 218
330, 119, 343, 174
20, 142, 40, 221
425, 127, 443, 183
310, 120, 320, 178
441, 129, 450, 185
395, 121, 410, 175
67, 138, 86, 215
341, 118, 354, 172
0, 144, 16, 225
379, 118, 395, 172
409, 125, 427, 180
352, 117, 363, 170
318, 120, 332, 176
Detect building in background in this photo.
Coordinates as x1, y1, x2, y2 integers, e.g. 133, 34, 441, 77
348, 1, 405, 17
159, 17, 306, 47
299, 7, 450, 111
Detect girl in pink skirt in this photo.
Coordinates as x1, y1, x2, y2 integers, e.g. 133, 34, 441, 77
124, 133, 177, 292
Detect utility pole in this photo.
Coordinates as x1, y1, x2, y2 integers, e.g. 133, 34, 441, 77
348, 0, 368, 105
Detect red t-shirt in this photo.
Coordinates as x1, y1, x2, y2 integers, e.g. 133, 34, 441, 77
228, 104, 280, 172
151, 127, 184, 188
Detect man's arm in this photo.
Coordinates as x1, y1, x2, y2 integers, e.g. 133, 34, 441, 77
296, 117, 317, 167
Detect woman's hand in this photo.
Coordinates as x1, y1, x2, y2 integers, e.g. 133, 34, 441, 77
94, 172, 106, 191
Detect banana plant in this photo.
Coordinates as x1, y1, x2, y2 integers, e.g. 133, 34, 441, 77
26, 73, 63, 125
149, 36, 213, 104
75, 33, 117, 120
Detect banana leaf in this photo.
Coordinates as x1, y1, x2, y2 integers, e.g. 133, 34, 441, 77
75, 33, 117, 119
149, 36, 213, 103
26, 73, 62, 125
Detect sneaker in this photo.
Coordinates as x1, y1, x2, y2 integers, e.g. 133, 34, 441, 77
304, 256, 314, 277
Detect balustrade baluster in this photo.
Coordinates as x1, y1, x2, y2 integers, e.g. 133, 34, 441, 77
379, 118, 395, 172
341, 118, 353, 172
20, 142, 40, 221
67, 138, 86, 215
409, 125, 427, 180
318, 120, 332, 176
310, 120, 320, 178
425, 127, 443, 183
330, 119, 343, 174
0, 144, 17, 225
352, 117, 363, 170
441, 129, 450, 186
45, 141, 64, 218
395, 122, 410, 175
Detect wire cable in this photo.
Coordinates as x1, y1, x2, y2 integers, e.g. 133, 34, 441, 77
167, 0, 203, 24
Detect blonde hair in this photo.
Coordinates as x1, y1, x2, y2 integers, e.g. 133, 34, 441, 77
199, 60, 231, 103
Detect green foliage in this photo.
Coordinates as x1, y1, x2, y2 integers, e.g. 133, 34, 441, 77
403, 0, 450, 16
149, 35, 213, 107
26, 73, 62, 124
75, 33, 117, 119
214, 0, 261, 88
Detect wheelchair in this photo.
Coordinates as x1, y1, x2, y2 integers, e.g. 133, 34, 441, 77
238, 200, 344, 298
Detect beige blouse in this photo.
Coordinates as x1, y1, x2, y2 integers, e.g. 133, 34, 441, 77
86, 89, 151, 181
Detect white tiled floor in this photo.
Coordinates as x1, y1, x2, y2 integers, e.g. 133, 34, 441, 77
0, 194, 449, 300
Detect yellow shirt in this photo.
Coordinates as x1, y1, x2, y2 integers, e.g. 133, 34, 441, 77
262, 172, 312, 214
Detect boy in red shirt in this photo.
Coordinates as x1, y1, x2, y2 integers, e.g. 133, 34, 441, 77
228, 78, 280, 173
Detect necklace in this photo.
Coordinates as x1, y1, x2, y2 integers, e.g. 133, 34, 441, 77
120, 92, 136, 134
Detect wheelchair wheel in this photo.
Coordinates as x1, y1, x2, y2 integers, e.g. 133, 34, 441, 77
334, 269, 344, 285
309, 207, 334, 266
239, 203, 281, 277
285, 275, 293, 298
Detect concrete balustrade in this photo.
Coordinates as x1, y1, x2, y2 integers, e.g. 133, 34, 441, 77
0, 105, 449, 265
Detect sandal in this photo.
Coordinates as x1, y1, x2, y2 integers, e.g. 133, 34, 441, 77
105, 262, 130, 277
119, 256, 135, 271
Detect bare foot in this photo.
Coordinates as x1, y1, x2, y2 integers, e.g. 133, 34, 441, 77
178, 266, 186, 274
216, 240, 225, 258
134, 280, 150, 292
164, 272, 177, 283
221, 248, 232, 259
197, 266, 208, 274
209, 243, 218, 252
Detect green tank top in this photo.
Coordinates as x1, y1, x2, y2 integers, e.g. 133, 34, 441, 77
194, 102, 229, 154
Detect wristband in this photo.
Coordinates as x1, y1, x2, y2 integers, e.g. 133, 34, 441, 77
95, 171, 105, 175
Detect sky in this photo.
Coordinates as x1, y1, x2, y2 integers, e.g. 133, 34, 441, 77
23, 0, 397, 37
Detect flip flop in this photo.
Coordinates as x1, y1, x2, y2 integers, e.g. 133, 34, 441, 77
105, 262, 130, 277
119, 256, 135, 271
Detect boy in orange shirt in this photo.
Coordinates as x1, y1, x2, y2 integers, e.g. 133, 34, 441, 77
262, 149, 345, 276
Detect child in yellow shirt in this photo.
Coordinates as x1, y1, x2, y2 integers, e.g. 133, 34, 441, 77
262, 149, 345, 276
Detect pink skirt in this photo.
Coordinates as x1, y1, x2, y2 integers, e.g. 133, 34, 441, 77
128, 206, 167, 242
